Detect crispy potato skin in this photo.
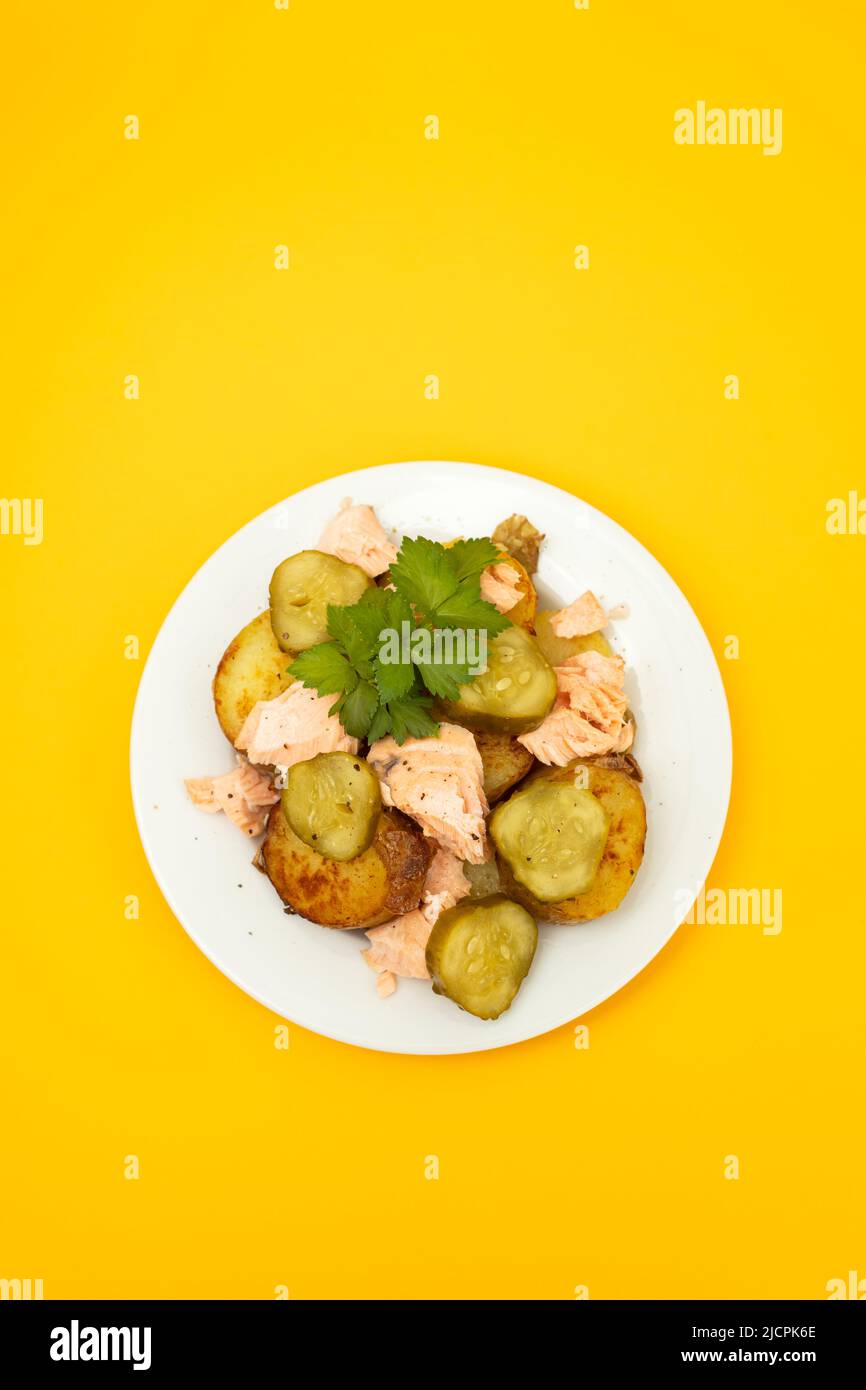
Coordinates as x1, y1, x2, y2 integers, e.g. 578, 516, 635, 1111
474, 730, 535, 803
496, 760, 646, 924
213, 612, 294, 745
263, 802, 434, 929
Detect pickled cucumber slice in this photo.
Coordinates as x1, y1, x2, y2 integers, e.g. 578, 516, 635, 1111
426, 894, 537, 1020
463, 857, 502, 898
440, 626, 557, 735
490, 779, 609, 903
269, 550, 371, 652
534, 609, 613, 667
283, 752, 382, 862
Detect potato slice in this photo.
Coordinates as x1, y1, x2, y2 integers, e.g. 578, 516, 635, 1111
495, 760, 646, 924
534, 609, 613, 667
495, 552, 537, 630
213, 612, 294, 746
262, 802, 433, 929
474, 730, 535, 803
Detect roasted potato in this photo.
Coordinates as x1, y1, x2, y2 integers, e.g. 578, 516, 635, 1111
496, 552, 537, 630
495, 760, 646, 924
474, 730, 535, 803
213, 612, 294, 745
262, 801, 434, 929
491, 514, 544, 575
534, 609, 613, 667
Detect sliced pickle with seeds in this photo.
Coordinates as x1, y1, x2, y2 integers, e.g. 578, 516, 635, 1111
440, 626, 557, 735
534, 609, 613, 667
425, 894, 537, 1020
490, 779, 610, 903
269, 549, 371, 652
283, 752, 382, 862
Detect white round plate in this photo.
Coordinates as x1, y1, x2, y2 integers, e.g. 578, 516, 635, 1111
131, 462, 731, 1055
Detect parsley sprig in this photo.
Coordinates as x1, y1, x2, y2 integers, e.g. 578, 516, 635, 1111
288, 536, 512, 744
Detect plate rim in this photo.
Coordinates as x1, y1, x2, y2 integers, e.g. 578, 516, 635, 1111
130, 459, 733, 1055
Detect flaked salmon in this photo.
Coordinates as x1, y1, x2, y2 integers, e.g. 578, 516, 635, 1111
363, 847, 470, 988
550, 590, 609, 638
518, 649, 634, 765
185, 759, 278, 837
376, 971, 397, 999
480, 562, 522, 614
318, 499, 398, 578
367, 723, 488, 864
235, 681, 358, 767
421, 847, 471, 923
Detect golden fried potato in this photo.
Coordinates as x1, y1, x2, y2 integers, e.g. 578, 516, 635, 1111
495, 760, 645, 924
262, 802, 434, 929
496, 552, 537, 630
533, 609, 613, 667
213, 612, 295, 745
474, 730, 535, 803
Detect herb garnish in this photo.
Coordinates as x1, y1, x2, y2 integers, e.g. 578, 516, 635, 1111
288, 536, 511, 743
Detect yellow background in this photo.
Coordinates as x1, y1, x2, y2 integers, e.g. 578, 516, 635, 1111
2, 0, 864, 1300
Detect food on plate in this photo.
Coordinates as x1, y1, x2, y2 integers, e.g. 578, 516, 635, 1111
269, 549, 371, 652
480, 561, 523, 613
213, 612, 296, 745
517, 649, 633, 765
473, 730, 535, 803
367, 723, 488, 864
440, 626, 557, 735
283, 751, 382, 861
549, 590, 609, 638
185, 760, 279, 837
235, 681, 358, 769
534, 608, 613, 666
262, 798, 433, 928
491, 514, 544, 574
425, 894, 538, 1019
480, 553, 537, 630
490, 778, 609, 902
363, 848, 470, 982
318, 499, 398, 577
464, 857, 503, 898
495, 760, 646, 924
186, 499, 648, 1020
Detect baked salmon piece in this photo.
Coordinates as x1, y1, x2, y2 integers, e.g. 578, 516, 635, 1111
363, 848, 471, 988
234, 681, 358, 768
367, 723, 488, 864
317, 499, 398, 578
480, 561, 523, 613
550, 590, 609, 638
185, 759, 278, 837
518, 650, 634, 765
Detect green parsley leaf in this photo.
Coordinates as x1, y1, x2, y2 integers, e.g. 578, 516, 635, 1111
388, 536, 457, 621
445, 537, 501, 583
388, 692, 438, 744
373, 652, 417, 702
366, 703, 392, 746
337, 680, 379, 739
415, 657, 474, 702
433, 578, 512, 636
289, 643, 357, 698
